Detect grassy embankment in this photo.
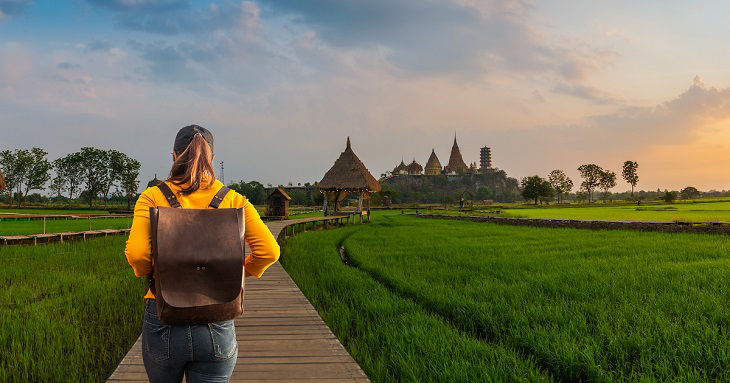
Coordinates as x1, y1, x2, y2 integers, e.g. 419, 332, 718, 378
422, 200, 730, 222
0, 208, 111, 215
0, 217, 133, 236
0, 237, 147, 382
282, 214, 730, 382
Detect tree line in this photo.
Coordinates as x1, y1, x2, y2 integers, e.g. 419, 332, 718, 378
520, 161, 708, 205
521, 161, 639, 205
0, 147, 141, 209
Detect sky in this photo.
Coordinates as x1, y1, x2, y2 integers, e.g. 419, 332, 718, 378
2, 0, 730, 192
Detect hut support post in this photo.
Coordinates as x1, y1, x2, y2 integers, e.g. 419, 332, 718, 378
322, 196, 328, 216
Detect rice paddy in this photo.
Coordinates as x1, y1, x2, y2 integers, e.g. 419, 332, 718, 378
282, 213, 730, 382
0, 236, 147, 382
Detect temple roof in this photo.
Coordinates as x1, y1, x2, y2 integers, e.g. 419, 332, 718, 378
406, 159, 423, 174
393, 160, 407, 174
318, 137, 381, 192
147, 174, 162, 188
425, 149, 441, 170
445, 135, 468, 173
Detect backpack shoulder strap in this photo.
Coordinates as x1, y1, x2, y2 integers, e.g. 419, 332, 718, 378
209, 186, 231, 208
157, 182, 182, 208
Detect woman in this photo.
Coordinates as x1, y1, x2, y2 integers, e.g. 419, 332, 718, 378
125, 124, 280, 383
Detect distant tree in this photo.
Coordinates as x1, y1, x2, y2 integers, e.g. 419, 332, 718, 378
21, 148, 51, 206
1, 148, 51, 207
55, 152, 84, 206
229, 180, 267, 205
622, 161, 639, 196
49, 160, 68, 202
0, 150, 22, 206
476, 185, 493, 200
78, 147, 107, 208
577, 164, 603, 203
680, 186, 700, 201
663, 190, 677, 203
598, 170, 617, 202
99, 150, 126, 208
521, 175, 552, 205
548, 169, 573, 204
575, 191, 588, 203
117, 154, 141, 210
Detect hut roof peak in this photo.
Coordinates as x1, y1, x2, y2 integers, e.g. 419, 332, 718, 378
318, 138, 381, 192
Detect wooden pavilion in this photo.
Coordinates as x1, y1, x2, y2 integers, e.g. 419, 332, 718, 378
318, 137, 381, 221
266, 187, 291, 219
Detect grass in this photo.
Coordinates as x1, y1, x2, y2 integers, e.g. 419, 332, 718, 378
0, 208, 111, 215
280, 225, 551, 382
0, 236, 147, 382
283, 214, 730, 382
424, 200, 730, 222
0, 217, 133, 236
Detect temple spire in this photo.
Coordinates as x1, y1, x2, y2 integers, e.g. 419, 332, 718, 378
346, 136, 351, 150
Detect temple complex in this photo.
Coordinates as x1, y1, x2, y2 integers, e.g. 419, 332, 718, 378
390, 135, 490, 176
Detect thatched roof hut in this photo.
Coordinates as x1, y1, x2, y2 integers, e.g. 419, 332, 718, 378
318, 137, 381, 193
318, 137, 380, 218
0, 167, 5, 192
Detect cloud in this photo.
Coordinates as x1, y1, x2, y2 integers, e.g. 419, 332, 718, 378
56, 62, 81, 69
87, 0, 248, 35
86, 0, 185, 13
552, 83, 619, 104
262, 0, 616, 79
86, 40, 113, 52
588, 77, 730, 142
0, 0, 32, 20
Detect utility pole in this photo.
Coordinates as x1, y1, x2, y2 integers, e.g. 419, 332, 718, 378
220, 161, 225, 185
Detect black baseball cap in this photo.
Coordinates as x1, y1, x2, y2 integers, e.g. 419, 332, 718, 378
174, 124, 214, 154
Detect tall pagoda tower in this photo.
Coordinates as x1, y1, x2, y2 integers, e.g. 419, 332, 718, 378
444, 134, 468, 174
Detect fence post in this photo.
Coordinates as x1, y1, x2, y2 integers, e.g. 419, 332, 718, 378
43, 217, 46, 234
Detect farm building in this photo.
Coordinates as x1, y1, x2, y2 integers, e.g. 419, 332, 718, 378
266, 187, 291, 218
318, 137, 381, 218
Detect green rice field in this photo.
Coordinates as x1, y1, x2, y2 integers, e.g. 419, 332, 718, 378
0, 208, 111, 215
0, 236, 147, 382
426, 200, 730, 222
281, 214, 730, 382
0, 217, 132, 236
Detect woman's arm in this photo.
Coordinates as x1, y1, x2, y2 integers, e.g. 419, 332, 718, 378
242, 199, 280, 278
124, 190, 156, 277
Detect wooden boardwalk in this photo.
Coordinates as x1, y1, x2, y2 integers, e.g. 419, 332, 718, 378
108, 216, 370, 383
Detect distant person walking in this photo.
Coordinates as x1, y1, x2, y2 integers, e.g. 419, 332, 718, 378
125, 125, 280, 383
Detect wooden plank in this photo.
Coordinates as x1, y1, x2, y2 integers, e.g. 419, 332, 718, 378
107, 218, 369, 382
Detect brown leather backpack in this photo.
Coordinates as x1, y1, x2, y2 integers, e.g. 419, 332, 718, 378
147, 182, 245, 325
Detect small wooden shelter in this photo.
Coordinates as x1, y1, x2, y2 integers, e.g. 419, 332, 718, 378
318, 137, 381, 220
0, 167, 5, 192
266, 187, 291, 218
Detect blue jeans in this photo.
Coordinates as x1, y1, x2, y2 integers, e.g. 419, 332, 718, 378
142, 299, 238, 383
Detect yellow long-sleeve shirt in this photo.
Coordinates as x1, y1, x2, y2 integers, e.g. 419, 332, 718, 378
124, 178, 280, 299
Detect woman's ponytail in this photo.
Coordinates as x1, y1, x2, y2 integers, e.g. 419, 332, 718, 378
167, 133, 216, 195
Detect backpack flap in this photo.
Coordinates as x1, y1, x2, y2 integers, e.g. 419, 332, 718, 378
152, 206, 244, 308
